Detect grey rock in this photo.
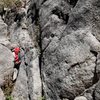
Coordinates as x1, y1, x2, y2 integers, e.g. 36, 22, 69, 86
94, 80, 100, 100
74, 96, 87, 100
35, 0, 100, 99
81, 84, 96, 100
10, 15, 41, 99
63, 99, 69, 100
2, 0, 100, 99
96, 52, 100, 78
0, 44, 14, 79
11, 61, 29, 100
0, 88, 5, 100
0, 16, 10, 45
0, 16, 7, 37
4, 8, 17, 26
31, 55, 42, 100
0, 17, 12, 46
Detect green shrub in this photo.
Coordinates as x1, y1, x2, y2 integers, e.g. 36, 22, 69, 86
6, 96, 13, 100
38, 96, 45, 100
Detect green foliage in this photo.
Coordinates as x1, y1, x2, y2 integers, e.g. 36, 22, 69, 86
38, 96, 45, 100
6, 96, 13, 100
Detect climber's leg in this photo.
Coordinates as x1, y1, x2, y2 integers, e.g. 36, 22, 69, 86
14, 63, 20, 70
13, 63, 20, 81
13, 68, 18, 81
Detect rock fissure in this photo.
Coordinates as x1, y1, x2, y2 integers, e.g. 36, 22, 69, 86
67, 0, 79, 7
41, 0, 48, 5
52, 8, 69, 24
90, 51, 99, 84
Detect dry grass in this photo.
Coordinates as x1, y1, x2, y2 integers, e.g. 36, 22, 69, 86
1, 74, 14, 100
0, 0, 22, 8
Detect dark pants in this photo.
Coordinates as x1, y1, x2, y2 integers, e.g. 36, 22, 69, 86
14, 63, 20, 70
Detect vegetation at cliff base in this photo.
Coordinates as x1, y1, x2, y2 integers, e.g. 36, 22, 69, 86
0, 0, 22, 8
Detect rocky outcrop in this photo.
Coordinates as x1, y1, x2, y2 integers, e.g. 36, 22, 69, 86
0, 17, 14, 83
11, 60, 29, 100
0, 1, 41, 99
0, 16, 14, 99
94, 80, 100, 100
29, 0, 100, 100
0, 16, 10, 46
74, 96, 87, 100
0, 88, 5, 100
10, 23, 42, 99
9, 9, 42, 99
0, 0, 100, 100
0, 44, 14, 79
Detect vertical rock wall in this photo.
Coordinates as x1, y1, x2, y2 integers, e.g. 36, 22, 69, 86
0, 0, 42, 100
0, 0, 100, 100
30, 0, 100, 100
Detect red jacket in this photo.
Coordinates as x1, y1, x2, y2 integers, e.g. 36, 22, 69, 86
13, 47, 21, 64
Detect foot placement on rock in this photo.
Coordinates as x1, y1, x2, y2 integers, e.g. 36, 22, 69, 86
13, 68, 18, 81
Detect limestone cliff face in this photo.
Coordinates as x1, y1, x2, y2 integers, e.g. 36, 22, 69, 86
33, 0, 100, 100
0, 0, 100, 100
0, 0, 41, 100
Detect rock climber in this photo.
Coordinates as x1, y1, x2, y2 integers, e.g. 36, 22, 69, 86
12, 47, 21, 81
12, 47, 21, 64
